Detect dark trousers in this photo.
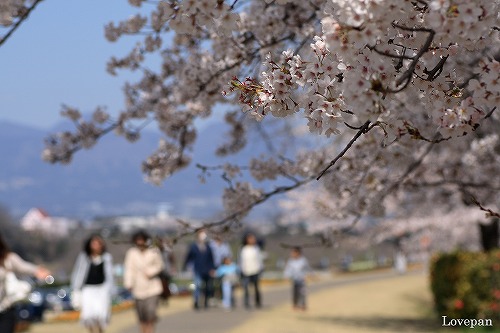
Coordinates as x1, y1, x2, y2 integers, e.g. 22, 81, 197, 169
193, 273, 213, 308
212, 276, 223, 300
292, 280, 306, 308
242, 274, 261, 308
0, 306, 17, 333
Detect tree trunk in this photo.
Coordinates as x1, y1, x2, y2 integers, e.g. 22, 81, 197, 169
479, 219, 499, 252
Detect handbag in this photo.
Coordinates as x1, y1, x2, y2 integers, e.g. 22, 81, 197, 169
158, 272, 171, 300
224, 272, 239, 285
5, 271, 32, 305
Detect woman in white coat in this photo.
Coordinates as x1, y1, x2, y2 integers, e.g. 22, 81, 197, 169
0, 232, 51, 333
239, 233, 264, 309
71, 235, 114, 333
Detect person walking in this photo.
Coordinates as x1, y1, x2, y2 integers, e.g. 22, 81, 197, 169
0, 232, 51, 333
154, 236, 176, 303
124, 230, 164, 333
215, 256, 239, 311
71, 234, 114, 333
209, 234, 232, 303
183, 229, 215, 310
283, 246, 311, 311
239, 233, 264, 309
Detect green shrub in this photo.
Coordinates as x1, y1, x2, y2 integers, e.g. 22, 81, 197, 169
431, 250, 500, 325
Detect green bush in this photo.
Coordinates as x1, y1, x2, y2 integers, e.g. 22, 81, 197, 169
431, 250, 500, 325
348, 260, 378, 272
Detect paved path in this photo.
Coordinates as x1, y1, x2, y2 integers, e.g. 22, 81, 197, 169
123, 270, 407, 333
29, 270, 419, 333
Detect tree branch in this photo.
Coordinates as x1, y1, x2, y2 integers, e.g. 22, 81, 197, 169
316, 121, 371, 180
381, 138, 436, 197
384, 23, 435, 93
367, 44, 414, 61
485, 106, 497, 119
171, 176, 314, 244
0, 0, 44, 48
470, 196, 500, 218
423, 55, 448, 81
406, 180, 500, 191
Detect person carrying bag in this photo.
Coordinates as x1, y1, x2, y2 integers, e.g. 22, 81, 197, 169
0, 232, 51, 333
3, 261, 32, 307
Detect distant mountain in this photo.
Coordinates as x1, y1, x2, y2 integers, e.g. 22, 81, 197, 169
0, 120, 247, 220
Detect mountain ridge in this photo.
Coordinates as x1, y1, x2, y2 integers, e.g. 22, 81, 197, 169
0, 120, 232, 220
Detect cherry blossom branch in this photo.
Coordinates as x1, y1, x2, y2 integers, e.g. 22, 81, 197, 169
254, 122, 278, 154
385, 23, 435, 92
193, 33, 296, 99
470, 196, 500, 218
485, 106, 497, 119
0, 0, 44, 48
381, 138, 436, 197
402, 122, 452, 143
196, 160, 301, 185
170, 176, 314, 244
229, 0, 240, 10
423, 55, 448, 81
367, 45, 414, 60
44, 114, 190, 173
44, 122, 118, 163
316, 121, 372, 180
406, 180, 500, 191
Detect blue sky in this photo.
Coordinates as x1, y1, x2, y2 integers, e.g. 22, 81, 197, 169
0, 0, 144, 129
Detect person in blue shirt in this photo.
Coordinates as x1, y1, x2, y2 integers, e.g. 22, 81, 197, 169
215, 256, 239, 311
183, 229, 215, 310
209, 235, 233, 303
283, 246, 311, 311
210, 235, 233, 269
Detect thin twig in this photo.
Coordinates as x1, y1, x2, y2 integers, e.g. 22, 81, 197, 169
170, 177, 314, 244
406, 180, 500, 191
230, 0, 240, 10
423, 55, 448, 81
470, 196, 500, 218
382, 138, 436, 197
383, 23, 435, 93
316, 121, 371, 180
368, 45, 414, 60
485, 106, 497, 119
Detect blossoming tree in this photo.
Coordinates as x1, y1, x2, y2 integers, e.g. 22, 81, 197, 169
3, 0, 498, 240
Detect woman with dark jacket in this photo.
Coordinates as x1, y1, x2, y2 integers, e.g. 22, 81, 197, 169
71, 234, 114, 333
183, 229, 215, 310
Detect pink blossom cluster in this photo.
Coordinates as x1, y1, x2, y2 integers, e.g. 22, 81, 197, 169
228, 0, 499, 141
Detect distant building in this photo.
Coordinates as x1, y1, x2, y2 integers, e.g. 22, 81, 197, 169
157, 202, 172, 220
20, 207, 79, 238
109, 214, 178, 234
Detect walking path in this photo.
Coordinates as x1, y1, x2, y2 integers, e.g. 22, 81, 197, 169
28, 269, 440, 333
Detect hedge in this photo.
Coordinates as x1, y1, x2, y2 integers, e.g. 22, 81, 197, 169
430, 250, 500, 325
